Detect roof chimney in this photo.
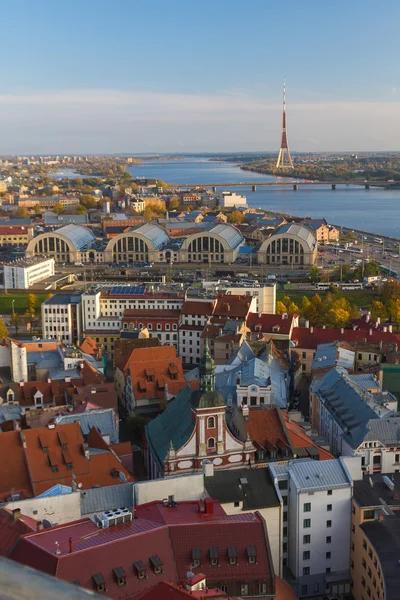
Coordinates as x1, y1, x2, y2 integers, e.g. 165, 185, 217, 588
69, 537, 73, 553
36, 521, 44, 531
366, 313, 370, 323
305, 320, 310, 328
369, 328, 373, 336
12, 508, 21, 522
310, 326, 314, 334
341, 328, 344, 334
388, 325, 393, 333
383, 326, 388, 332
376, 317, 381, 325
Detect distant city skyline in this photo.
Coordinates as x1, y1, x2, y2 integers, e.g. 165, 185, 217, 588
1, 0, 400, 153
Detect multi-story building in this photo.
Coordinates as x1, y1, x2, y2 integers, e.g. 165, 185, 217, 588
270, 456, 361, 599
351, 472, 400, 600
221, 191, 247, 208
121, 308, 180, 348
302, 219, 339, 243
179, 299, 216, 364
310, 367, 398, 468
41, 292, 83, 345
4, 256, 55, 289
0, 225, 34, 246
220, 283, 276, 314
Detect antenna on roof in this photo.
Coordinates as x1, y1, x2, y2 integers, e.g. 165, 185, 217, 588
55, 541, 61, 555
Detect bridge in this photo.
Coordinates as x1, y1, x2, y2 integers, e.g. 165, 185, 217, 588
169, 180, 400, 191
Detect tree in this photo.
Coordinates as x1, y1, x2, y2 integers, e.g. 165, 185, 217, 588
80, 195, 98, 209
10, 313, 22, 336
144, 207, 153, 221
370, 300, 386, 321
27, 294, 38, 315
156, 180, 168, 191
276, 301, 287, 315
75, 204, 87, 215
228, 210, 245, 224
169, 197, 179, 211
287, 301, 300, 315
309, 265, 320, 283
0, 317, 9, 339
34, 205, 41, 215
16, 207, 29, 219
281, 295, 291, 308
350, 305, 360, 320
53, 201, 64, 214
300, 296, 311, 315
388, 298, 400, 323
327, 306, 351, 328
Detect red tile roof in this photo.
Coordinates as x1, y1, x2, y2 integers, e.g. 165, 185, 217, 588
275, 577, 299, 600
79, 336, 99, 356
247, 313, 294, 335
10, 501, 272, 599
72, 383, 118, 412
245, 409, 290, 451
0, 226, 30, 235
281, 412, 334, 461
79, 360, 105, 385
17, 381, 53, 407
0, 431, 33, 502
292, 326, 400, 350
122, 309, 180, 319
0, 508, 37, 557
181, 300, 216, 316
214, 295, 252, 320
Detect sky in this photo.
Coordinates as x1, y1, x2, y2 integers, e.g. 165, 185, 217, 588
1, 0, 400, 154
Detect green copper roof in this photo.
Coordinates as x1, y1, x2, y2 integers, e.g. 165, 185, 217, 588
146, 385, 195, 470
192, 389, 225, 409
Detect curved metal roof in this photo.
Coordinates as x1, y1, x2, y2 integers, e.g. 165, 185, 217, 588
206, 223, 244, 249
131, 223, 170, 250
270, 223, 316, 251
56, 224, 95, 250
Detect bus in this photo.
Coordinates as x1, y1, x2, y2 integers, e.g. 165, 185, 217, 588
340, 282, 364, 290
374, 238, 383, 244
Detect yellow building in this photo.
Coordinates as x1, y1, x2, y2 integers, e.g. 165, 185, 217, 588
0, 225, 34, 246
351, 473, 400, 600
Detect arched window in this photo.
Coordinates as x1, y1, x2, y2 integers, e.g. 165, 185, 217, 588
207, 416, 215, 429
207, 437, 215, 449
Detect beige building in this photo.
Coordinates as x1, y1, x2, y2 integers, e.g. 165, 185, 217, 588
221, 283, 276, 314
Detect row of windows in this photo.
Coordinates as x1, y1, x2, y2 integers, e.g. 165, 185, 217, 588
303, 550, 331, 560
187, 236, 224, 253
302, 566, 331, 576
303, 502, 332, 512
266, 238, 305, 255
303, 519, 332, 528
303, 535, 331, 544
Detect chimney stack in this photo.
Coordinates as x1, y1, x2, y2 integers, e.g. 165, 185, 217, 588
369, 328, 373, 336
389, 325, 393, 333
341, 328, 344, 334
69, 537, 73, 553
12, 508, 21, 522
37, 521, 44, 531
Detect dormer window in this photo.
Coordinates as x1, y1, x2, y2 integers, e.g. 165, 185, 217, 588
145, 368, 155, 382
247, 545, 257, 564
92, 573, 106, 593
112, 567, 126, 587
133, 560, 147, 580
149, 555, 163, 574
228, 546, 238, 565
209, 547, 219, 566
191, 548, 201, 568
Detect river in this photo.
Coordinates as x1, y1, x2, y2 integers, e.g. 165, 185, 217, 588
128, 158, 400, 238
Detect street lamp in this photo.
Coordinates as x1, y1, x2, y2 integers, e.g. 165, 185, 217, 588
11, 300, 15, 315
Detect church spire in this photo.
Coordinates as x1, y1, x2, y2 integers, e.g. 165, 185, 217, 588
200, 338, 215, 393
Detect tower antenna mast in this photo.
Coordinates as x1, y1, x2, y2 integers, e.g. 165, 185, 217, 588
276, 79, 294, 169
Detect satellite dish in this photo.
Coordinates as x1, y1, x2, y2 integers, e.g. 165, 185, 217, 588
186, 571, 195, 579
119, 471, 127, 483
42, 519, 52, 529
78, 483, 83, 489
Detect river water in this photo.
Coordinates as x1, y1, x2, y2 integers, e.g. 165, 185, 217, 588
128, 158, 400, 238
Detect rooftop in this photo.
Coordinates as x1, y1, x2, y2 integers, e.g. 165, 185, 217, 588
361, 515, 400, 600
311, 342, 355, 371
53, 224, 95, 249
270, 457, 353, 492
204, 467, 280, 510
354, 472, 400, 508
4, 255, 54, 268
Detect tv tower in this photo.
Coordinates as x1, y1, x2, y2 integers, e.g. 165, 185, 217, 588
276, 79, 294, 169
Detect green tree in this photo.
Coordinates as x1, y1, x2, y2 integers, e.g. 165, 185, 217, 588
80, 195, 98, 209
34, 205, 41, 215
276, 301, 287, 315
300, 296, 311, 316
75, 204, 87, 214
309, 265, 320, 283
0, 317, 9, 339
350, 305, 360, 320
53, 201, 64, 214
287, 301, 300, 315
10, 313, 22, 336
27, 294, 38, 315
16, 206, 29, 218
156, 180, 168, 191
388, 298, 400, 323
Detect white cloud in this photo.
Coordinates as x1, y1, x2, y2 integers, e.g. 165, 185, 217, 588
0, 88, 399, 152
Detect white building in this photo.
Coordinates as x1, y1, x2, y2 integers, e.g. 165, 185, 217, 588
270, 457, 361, 599
41, 292, 83, 345
178, 299, 216, 364
222, 191, 247, 208
220, 283, 276, 314
4, 257, 55, 289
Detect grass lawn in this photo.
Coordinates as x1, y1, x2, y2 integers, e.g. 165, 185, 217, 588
276, 290, 378, 310
0, 293, 48, 314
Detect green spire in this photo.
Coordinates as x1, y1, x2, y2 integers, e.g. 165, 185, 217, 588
200, 338, 215, 392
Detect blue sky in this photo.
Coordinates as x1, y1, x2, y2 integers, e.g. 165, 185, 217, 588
1, 0, 399, 153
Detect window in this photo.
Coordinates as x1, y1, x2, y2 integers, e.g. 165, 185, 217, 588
326, 520, 332, 528
364, 510, 375, 520
283, 527, 288, 537
258, 583, 267, 594
326, 568, 331, 574
326, 552, 331, 559
303, 567, 310, 576
209, 548, 219, 566
278, 480, 288, 490
240, 584, 249, 596
302, 352, 306, 359
373, 455, 381, 465
149, 555, 163, 574
207, 416, 215, 429
234, 501, 240, 508
363, 540, 367, 549
327, 504, 332, 512
303, 503, 311, 512
156, 323, 162, 330
92, 573, 106, 593
326, 536, 331, 544
207, 437, 215, 449
247, 546, 257, 564
304, 519, 311, 528
361, 577, 366, 588
228, 546, 237, 566
302, 585, 308, 595
191, 548, 201, 568
303, 551, 310, 560
362, 559, 366, 569
112, 567, 126, 587
327, 489, 332, 496
303, 535, 311, 544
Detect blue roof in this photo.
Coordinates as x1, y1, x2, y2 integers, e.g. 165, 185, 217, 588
271, 458, 352, 492
36, 484, 72, 498
0, 404, 23, 424
239, 246, 257, 254
80, 482, 133, 515
27, 350, 61, 369
55, 409, 118, 444
146, 385, 195, 471
312, 342, 355, 371
56, 224, 95, 249
313, 367, 379, 449
43, 292, 83, 306
44, 212, 88, 225
110, 285, 146, 295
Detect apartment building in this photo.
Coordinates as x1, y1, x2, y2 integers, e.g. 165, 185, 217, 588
220, 283, 276, 314
179, 299, 215, 364
351, 472, 400, 600
41, 292, 83, 345
122, 308, 180, 348
270, 457, 361, 599
0, 225, 34, 246
4, 256, 55, 289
